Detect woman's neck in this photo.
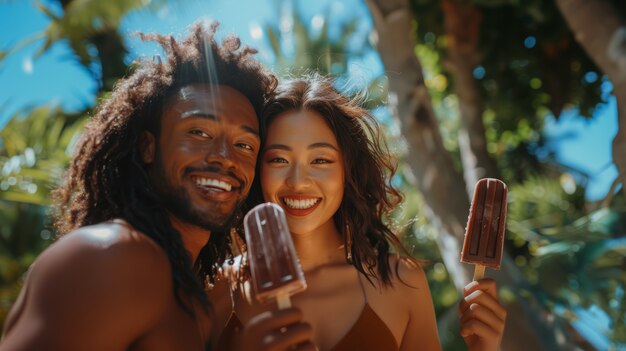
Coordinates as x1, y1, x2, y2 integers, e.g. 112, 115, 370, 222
291, 220, 346, 272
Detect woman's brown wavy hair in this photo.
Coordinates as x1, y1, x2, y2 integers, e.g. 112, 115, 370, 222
51, 22, 277, 312
261, 74, 414, 287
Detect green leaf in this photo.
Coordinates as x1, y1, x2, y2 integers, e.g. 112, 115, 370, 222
33, 0, 60, 21
0, 190, 49, 206
264, 23, 282, 60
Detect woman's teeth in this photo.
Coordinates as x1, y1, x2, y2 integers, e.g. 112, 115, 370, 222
283, 197, 320, 209
193, 177, 232, 191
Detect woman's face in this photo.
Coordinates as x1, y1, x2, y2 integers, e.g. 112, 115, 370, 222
261, 109, 345, 236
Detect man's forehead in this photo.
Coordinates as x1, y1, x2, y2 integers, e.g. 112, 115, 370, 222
168, 84, 220, 108
177, 84, 217, 99
163, 84, 258, 127
171, 84, 244, 103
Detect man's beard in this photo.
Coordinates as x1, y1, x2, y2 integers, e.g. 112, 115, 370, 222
150, 155, 244, 233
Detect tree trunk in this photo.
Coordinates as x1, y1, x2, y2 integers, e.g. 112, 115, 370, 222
364, 0, 472, 290
90, 30, 129, 91
441, 0, 500, 195
555, 0, 626, 199
365, 0, 578, 349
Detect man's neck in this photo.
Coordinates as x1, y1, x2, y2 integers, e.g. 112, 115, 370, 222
168, 214, 211, 263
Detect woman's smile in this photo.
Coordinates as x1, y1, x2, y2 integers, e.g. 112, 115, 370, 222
281, 195, 322, 216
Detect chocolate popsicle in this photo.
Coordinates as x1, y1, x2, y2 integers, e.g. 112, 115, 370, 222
461, 178, 508, 280
244, 202, 307, 308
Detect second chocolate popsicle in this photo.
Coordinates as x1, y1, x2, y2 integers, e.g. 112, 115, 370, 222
244, 202, 307, 308
461, 178, 508, 280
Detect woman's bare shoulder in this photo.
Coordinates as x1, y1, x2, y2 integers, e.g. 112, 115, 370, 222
387, 255, 431, 299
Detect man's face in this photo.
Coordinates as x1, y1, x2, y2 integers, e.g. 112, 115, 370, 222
144, 84, 260, 232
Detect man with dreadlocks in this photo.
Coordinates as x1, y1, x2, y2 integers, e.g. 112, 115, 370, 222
0, 23, 315, 351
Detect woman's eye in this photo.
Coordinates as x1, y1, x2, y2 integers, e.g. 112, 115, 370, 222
312, 158, 331, 164
268, 157, 288, 163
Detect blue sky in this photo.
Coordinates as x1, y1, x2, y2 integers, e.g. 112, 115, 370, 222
543, 95, 619, 201
0, 0, 619, 201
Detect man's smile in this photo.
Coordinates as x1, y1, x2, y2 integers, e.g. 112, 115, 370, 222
190, 175, 235, 192
188, 174, 243, 202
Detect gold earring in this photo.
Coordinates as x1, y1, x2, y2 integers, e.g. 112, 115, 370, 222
345, 224, 353, 263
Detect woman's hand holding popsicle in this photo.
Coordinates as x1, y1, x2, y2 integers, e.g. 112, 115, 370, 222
459, 279, 507, 351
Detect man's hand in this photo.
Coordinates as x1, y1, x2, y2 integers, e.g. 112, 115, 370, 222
459, 279, 507, 351
235, 307, 316, 351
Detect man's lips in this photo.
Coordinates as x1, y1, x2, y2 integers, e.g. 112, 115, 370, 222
188, 174, 243, 202
190, 175, 236, 192
185, 165, 245, 189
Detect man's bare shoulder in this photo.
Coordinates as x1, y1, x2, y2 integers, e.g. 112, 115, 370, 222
35, 221, 166, 272
60, 220, 165, 252
39, 219, 172, 292
1, 220, 175, 350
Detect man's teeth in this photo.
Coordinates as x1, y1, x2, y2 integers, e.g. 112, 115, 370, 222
194, 178, 232, 191
283, 198, 320, 209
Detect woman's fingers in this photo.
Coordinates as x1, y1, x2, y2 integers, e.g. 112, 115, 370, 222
241, 307, 315, 351
458, 279, 507, 351
459, 279, 507, 321
465, 279, 497, 298
247, 307, 305, 331
458, 278, 507, 342
261, 321, 314, 350
460, 318, 500, 339
459, 289, 507, 321
460, 302, 505, 334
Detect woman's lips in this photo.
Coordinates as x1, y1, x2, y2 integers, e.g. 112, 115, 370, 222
281, 196, 321, 217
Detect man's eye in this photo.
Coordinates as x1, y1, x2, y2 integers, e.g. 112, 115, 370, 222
268, 157, 288, 163
236, 143, 254, 151
190, 129, 210, 138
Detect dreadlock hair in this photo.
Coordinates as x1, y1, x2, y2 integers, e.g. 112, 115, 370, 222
261, 74, 416, 287
52, 22, 277, 312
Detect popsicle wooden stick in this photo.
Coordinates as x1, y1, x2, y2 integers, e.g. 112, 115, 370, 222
473, 264, 486, 281
276, 292, 291, 309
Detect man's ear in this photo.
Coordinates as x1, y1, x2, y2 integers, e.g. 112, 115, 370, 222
139, 131, 156, 164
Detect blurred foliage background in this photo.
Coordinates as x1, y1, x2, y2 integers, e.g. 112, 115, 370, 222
1, 0, 625, 350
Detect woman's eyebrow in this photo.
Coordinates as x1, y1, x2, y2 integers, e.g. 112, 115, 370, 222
307, 142, 338, 151
264, 144, 291, 151
264, 142, 338, 152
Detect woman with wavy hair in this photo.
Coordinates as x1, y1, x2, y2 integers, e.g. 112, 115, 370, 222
218, 75, 506, 351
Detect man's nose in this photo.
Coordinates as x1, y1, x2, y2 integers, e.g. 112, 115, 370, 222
205, 135, 236, 169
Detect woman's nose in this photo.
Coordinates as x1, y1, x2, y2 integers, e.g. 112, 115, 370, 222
285, 163, 312, 190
